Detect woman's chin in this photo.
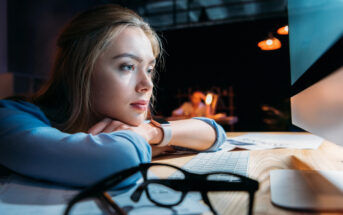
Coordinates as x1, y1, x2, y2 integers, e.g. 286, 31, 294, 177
122, 117, 145, 127
108, 112, 146, 127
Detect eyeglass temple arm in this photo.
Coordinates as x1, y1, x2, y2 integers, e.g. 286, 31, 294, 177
64, 166, 141, 215
130, 182, 145, 202
99, 192, 127, 215
248, 191, 255, 215
201, 192, 218, 215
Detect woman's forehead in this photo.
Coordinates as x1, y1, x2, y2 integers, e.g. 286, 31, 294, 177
104, 27, 155, 62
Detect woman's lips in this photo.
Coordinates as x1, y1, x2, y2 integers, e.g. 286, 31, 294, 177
130, 101, 148, 111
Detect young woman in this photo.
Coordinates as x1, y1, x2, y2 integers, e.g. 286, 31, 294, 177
0, 4, 226, 188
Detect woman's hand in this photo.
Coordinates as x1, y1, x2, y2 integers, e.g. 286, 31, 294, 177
88, 118, 163, 144
88, 118, 175, 157
151, 145, 176, 157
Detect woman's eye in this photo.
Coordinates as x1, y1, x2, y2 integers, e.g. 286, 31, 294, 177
120, 64, 135, 71
147, 68, 154, 74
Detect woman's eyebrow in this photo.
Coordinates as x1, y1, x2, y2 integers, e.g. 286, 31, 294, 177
112, 53, 155, 65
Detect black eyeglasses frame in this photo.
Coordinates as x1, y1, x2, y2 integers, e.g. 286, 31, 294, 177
64, 162, 259, 215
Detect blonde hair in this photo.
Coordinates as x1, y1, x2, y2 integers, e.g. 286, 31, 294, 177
33, 4, 163, 133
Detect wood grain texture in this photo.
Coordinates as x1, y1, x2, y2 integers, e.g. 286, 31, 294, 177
152, 132, 343, 215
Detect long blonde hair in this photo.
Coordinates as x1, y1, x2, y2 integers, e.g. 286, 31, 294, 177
33, 4, 163, 133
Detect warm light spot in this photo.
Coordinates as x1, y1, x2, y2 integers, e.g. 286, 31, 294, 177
258, 37, 281, 51
277, 25, 289, 35
205, 93, 213, 105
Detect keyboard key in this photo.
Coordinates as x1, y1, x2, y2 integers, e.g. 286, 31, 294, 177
171, 151, 249, 181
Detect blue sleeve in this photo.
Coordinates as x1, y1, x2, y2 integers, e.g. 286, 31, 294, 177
0, 101, 151, 188
193, 117, 227, 152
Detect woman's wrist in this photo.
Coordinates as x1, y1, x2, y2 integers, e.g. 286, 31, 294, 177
148, 123, 164, 144
149, 119, 173, 146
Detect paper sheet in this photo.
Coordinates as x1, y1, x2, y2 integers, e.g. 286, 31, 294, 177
224, 133, 323, 150
0, 174, 208, 215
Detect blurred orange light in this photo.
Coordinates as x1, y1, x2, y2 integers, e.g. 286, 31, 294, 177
277, 25, 288, 35
257, 37, 281, 51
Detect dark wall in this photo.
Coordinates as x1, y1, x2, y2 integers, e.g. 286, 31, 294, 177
8, 0, 100, 93
0, 0, 7, 74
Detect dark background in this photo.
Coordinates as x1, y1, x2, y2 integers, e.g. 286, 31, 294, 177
155, 17, 291, 130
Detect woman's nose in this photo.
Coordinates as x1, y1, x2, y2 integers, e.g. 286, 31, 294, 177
136, 70, 153, 93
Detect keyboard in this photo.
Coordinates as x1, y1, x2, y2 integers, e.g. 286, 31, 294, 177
170, 150, 249, 181
148, 151, 250, 200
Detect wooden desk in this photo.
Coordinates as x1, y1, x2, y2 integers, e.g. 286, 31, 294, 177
153, 132, 343, 215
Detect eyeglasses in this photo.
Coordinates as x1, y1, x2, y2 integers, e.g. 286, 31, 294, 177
64, 163, 259, 215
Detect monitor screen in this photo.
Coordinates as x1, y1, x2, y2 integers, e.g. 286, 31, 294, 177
289, 0, 343, 145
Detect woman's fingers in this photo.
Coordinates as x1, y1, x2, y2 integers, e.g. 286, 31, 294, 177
103, 121, 129, 133
89, 119, 169, 146
151, 146, 176, 157
88, 118, 131, 134
88, 118, 112, 135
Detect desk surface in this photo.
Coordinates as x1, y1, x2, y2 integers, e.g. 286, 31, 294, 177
152, 132, 343, 215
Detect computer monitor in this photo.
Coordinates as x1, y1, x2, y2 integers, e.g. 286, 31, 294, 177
289, 0, 343, 145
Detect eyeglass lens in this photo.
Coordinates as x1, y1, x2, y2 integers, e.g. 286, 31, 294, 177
145, 165, 186, 206
206, 173, 252, 215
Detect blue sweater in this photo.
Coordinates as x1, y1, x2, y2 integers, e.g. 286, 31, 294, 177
0, 99, 226, 187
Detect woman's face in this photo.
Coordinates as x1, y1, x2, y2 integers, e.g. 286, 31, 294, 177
91, 27, 155, 126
